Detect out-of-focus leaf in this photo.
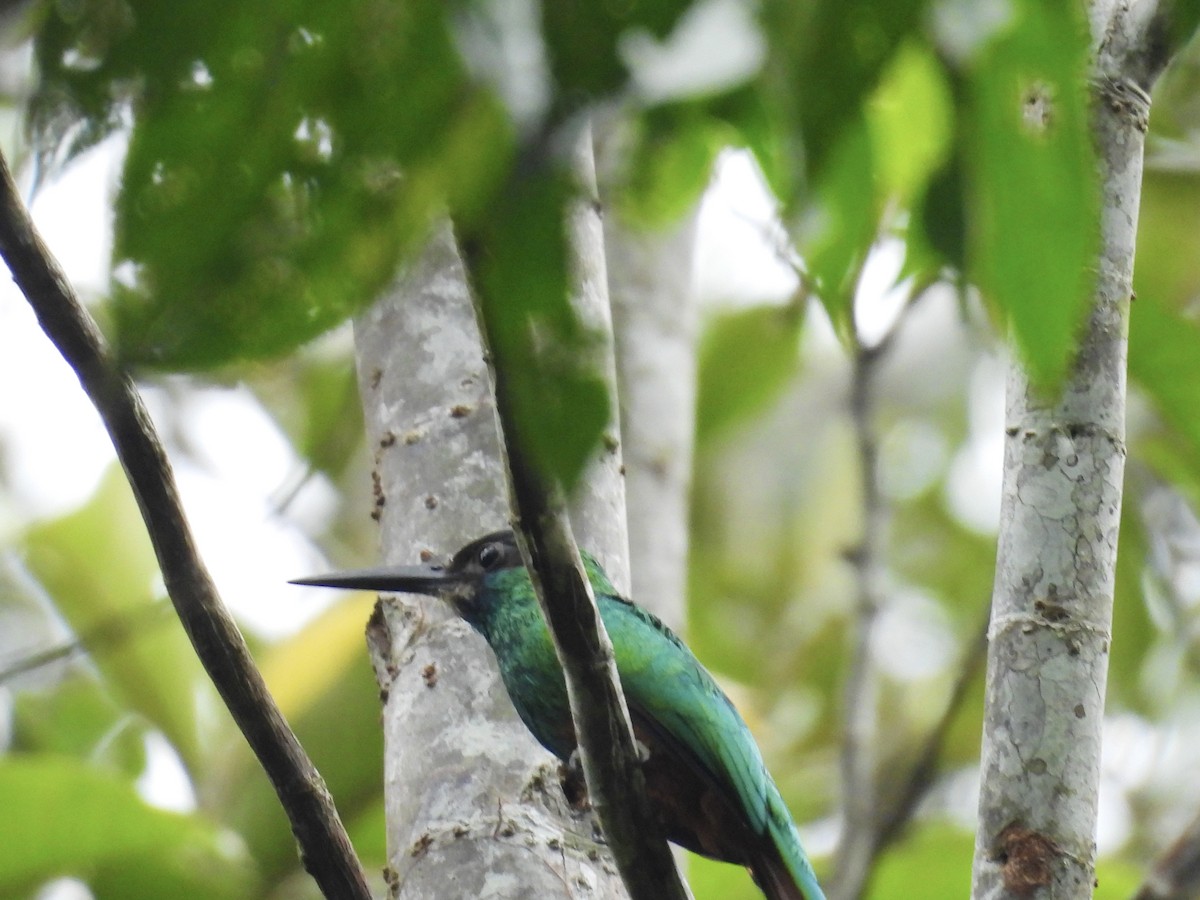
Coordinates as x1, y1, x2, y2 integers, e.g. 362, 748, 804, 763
1135, 168, 1200, 313
800, 116, 878, 329
759, 0, 928, 186
710, 81, 797, 202
1110, 497, 1156, 711
910, 155, 967, 275
613, 103, 728, 228
12, 677, 146, 775
34, 2, 511, 369
540, 0, 691, 104
688, 850, 772, 899
0, 756, 256, 898
867, 43, 953, 204
211, 594, 380, 881
1130, 299, 1200, 461
22, 466, 212, 774
696, 304, 803, 443
868, 822, 973, 898
465, 166, 610, 490
963, 0, 1097, 389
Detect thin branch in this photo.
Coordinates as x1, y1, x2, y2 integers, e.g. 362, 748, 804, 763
873, 605, 990, 852
463, 158, 691, 899
829, 329, 887, 900
0, 151, 371, 900
830, 279, 937, 900
477, 341, 690, 900
1134, 810, 1200, 900
0, 602, 170, 684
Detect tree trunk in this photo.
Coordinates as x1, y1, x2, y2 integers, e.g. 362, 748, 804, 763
603, 203, 700, 631
971, 4, 1164, 896
354, 223, 627, 898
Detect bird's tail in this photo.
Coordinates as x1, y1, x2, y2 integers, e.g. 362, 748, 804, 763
751, 793, 826, 900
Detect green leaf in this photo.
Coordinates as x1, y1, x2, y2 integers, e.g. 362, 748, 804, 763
0, 756, 256, 898
12, 677, 146, 775
1134, 168, 1200, 314
963, 0, 1098, 389
867, 43, 954, 205
22, 466, 213, 774
613, 103, 729, 228
34, 2, 511, 369
465, 167, 610, 490
1130, 299, 1200, 461
911, 155, 967, 275
759, 0, 928, 186
695, 304, 803, 443
800, 116, 878, 330
540, 0, 691, 104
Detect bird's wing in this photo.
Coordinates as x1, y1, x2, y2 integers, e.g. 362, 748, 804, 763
598, 596, 772, 834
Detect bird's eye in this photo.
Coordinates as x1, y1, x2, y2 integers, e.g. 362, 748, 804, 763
478, 543, 502, 570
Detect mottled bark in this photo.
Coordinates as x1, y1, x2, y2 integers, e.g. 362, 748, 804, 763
971, 3, 1171, 896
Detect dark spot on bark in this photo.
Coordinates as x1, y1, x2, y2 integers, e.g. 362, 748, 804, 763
1074, 704, 1086, 718
547, 837, 562, 850
378, 687, 389, 704
424, 494, 438, 510
371, 471, 385, 521
403, 429, 422, 445
1034, 598, 1070, 623
380, 431, 396, 448
453, 824, 469, 838
383, 866, 399, 887
410, 833, 434, 857
450, 404, 472, 418
422, 663, 438, 688
602, 433, 619, 453
1029, 758, 1047, 775
619, 464, 626, 475
1006, 426, 1020, 436
370, 369, 383, 390
994, 824, 1060, 895
419, 547, 435, 562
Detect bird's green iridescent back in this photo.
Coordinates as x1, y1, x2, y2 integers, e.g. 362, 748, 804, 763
469, 554, 823, 900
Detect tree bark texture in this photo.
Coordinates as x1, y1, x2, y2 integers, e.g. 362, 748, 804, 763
971, 7, 1156, 897
354, 224, 626, 898
603, 205, 699, 632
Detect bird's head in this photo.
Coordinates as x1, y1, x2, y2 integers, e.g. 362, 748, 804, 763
291, 530, 527, 630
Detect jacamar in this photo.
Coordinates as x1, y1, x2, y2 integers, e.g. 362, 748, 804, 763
293, 530, 825, 900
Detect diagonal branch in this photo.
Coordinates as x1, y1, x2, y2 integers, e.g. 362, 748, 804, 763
463, 131, 691, 900
0, 150, 371, 900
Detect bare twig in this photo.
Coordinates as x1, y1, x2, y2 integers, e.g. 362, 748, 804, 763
831, 277, 942, 899
830, 329, 888, 900
873, 605, 990, 852
0, 150, 371, 900
1135, 809, 1200, 900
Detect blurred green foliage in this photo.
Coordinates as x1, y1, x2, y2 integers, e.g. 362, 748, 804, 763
6, 0, 1200, 897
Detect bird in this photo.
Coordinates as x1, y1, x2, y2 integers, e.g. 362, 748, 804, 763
293, 530, 825, 900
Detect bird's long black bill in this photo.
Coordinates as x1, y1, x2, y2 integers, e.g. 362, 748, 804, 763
289, 564, 460, 596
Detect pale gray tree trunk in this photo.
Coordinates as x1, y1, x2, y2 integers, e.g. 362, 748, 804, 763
353, 222, 628, 898
603, 204, 699, 631
971, 4, 1166, 897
